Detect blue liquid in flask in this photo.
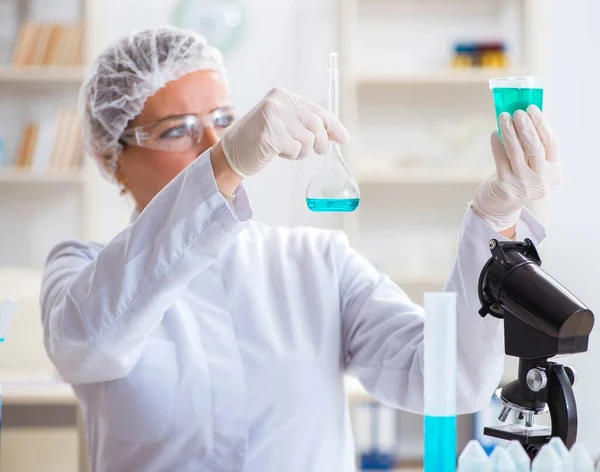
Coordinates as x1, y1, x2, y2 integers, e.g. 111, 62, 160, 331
306, 198, 359, 212
424, 415, 456, 472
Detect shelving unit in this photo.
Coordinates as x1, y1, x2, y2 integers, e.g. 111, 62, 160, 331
356, 68, 523, 86
339, 0, 548, 281
0, 0, 97, 268
0, 167, 86, 183
0, 65, 85, 83
0, 3, 97, 468
357, 166, 495, 184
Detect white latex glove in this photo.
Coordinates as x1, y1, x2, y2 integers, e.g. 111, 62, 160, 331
220, 87, 350, 178
473, 105, 563, 232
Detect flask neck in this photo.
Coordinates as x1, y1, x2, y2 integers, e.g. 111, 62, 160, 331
328, 68, 339, 117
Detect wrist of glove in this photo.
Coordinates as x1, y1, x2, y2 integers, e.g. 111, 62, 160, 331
220, 87, 349, 178
473, 178, 524, 232
473, 106, 563, 232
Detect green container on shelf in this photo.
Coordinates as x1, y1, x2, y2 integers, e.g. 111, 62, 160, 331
489, 76, 543, 134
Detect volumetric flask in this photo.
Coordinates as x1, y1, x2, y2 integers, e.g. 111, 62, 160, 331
306, 53, 360, 212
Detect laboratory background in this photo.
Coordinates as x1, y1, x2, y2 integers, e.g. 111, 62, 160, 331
0, 0, 596, 471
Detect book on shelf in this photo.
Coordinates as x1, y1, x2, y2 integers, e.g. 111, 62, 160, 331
30, 23, 53, 66
49, 108, 69, 169
14, 123, 38, 168
11, 22, 84, 67
50, 108, 82, 171
12, 23, 40, 66
4, 108, 82, 174
31, 118, 56, 172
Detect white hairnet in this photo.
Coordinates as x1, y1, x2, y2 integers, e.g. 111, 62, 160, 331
79, 25, 226, 181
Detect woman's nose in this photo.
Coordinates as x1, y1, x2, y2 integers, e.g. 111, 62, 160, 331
203, 127, 219, 147
195, 126, 220, 156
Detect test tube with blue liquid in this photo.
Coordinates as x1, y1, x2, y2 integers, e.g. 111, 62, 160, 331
424, 292, 457, 472
306, 53, 360, 212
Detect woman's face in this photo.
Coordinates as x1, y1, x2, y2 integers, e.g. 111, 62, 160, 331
117, 70, 229, 210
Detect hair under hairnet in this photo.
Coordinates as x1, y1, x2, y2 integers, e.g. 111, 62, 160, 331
79, 25, 226, 181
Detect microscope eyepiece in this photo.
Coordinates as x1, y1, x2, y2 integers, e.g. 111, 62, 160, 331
478, 239, 594, 360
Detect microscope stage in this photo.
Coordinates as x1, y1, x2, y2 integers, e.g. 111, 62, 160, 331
484, 424, 551, 445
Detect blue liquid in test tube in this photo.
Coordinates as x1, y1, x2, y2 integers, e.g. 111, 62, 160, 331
424, 292, 457, 472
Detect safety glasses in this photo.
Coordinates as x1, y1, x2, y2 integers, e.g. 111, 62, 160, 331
120, 105, 237, 152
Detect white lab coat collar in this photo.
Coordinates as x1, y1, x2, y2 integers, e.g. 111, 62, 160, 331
129, 209, 139, 224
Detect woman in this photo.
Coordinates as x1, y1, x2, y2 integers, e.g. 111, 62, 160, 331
41, 26, 562, 472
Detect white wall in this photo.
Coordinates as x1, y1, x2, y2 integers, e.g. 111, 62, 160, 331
544, 0, 600, 455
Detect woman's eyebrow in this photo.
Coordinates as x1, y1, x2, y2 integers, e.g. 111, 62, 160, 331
137, 112, 193, 125
141, 104, 231, 126
154, 107, 226, 123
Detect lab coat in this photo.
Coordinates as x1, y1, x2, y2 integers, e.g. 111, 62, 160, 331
41, 149, 545, 472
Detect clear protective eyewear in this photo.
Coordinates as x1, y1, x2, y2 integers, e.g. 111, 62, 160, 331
120, 105, 237, 152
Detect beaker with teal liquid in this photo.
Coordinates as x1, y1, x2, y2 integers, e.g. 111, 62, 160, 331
489, 76, 543, 134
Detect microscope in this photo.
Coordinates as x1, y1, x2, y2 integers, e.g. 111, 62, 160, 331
477, 238, 594, 458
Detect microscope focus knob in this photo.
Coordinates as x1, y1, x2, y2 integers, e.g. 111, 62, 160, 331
526, 368, 547, 392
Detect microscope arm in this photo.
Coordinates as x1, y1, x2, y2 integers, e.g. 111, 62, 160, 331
548, 364, 577, 448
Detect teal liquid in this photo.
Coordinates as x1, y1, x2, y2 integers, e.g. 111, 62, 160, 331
424, 415, 456, 472
306, 198, 359, 212
492, 87, 543, 133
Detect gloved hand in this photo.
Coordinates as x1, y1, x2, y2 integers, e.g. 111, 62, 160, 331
473, 105, 563, 232
220, 87, 350, 178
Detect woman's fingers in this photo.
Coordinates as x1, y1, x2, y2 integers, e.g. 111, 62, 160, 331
490, 131, 514, 182
287, 117, 316, 160
297, 109, 329, 155
302, 100, 350, 144
271, 118, 303, 160
527, 105, 559, 163
512, 110, 545, 174
499, 112, 528, 177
